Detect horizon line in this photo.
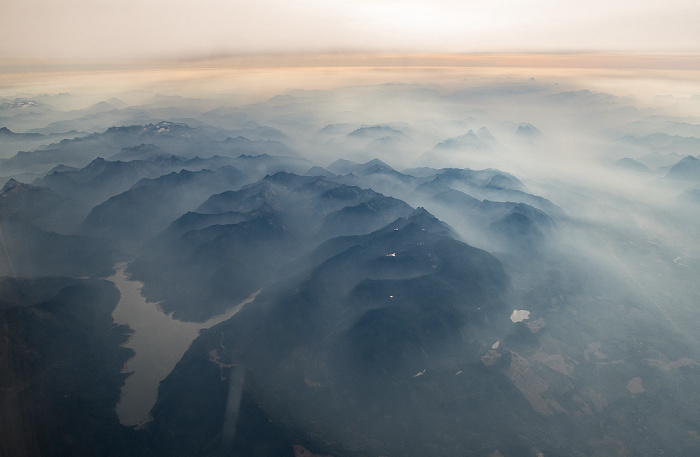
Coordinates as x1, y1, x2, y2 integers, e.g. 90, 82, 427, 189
3, 52, 700, 73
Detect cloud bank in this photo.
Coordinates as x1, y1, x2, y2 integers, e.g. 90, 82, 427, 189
2, 0, 700, 62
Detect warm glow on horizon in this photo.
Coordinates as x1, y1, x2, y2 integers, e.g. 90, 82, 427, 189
2, 53, 699, 105
3, 0, 698, 103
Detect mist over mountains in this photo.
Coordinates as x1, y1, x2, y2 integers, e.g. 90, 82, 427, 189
2, 78, 700, 457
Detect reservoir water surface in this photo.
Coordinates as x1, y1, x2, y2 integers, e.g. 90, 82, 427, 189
107, 263, 259, 427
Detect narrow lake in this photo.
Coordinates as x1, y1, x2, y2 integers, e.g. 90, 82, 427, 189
107, 263, 259, 427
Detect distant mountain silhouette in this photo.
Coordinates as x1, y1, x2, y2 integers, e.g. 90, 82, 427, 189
615, 157, 652, 173
666, 155, 700, 181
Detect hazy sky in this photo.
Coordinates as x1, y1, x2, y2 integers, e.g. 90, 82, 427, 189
2, 0, 699, 63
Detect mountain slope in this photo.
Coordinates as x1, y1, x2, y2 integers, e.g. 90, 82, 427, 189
146, 209, 515, 456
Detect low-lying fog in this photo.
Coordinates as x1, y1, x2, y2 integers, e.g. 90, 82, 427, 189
3, 62, 700, 455
3, 64, 700, 348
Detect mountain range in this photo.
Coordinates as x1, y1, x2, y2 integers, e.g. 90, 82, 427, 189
2, 82, 700, 457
